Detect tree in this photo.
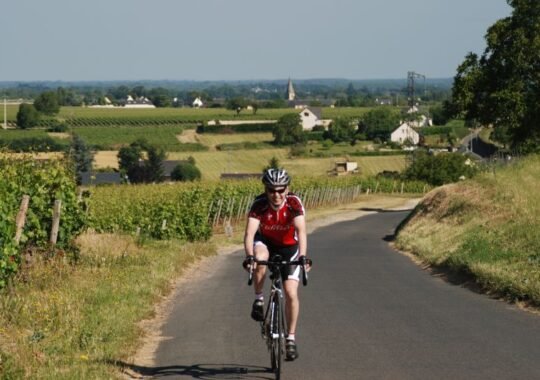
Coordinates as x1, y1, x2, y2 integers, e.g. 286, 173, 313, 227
324, 117, 357, 143
118, 143, 144, 183
117, 139, 165, 183
264, 156, 280, 171
171, 162, 201, 181
448, 0, 540, 152
33, 91, 60, 115
430, 104, 451, 126
360, 108, 401, 141
272, 113, 305, 145
16, 103, 40, 129
226, 97, 247, 115
68, 134, 94, 184
148, 87, 172, 107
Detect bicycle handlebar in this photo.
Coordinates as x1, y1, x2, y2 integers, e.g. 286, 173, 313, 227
247, 257, 312, 286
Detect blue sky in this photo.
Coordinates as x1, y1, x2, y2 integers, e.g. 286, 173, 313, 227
0, 0, 511, 81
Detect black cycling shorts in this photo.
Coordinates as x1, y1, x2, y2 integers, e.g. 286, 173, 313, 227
254, 234, 300, 281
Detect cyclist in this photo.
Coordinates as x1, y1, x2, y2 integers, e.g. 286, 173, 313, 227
243, 168, 309, 361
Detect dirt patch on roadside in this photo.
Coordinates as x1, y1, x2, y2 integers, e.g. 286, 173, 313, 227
123, 196, 420, 378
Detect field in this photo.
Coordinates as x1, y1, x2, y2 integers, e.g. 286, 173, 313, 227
181, 130, 274, 150
0, 105, 377, 124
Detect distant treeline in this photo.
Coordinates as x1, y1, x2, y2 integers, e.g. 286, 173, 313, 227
0, 78, 453, 107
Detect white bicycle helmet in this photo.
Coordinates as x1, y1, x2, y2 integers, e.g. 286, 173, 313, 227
262, 168, 291, 187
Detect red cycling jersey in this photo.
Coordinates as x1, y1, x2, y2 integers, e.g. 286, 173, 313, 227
248, 192, 305, 248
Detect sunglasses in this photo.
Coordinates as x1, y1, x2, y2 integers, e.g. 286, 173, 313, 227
266, 187, 287, 194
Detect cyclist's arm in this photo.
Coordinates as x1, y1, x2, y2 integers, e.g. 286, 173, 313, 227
293, 215, 307, 258
244, 216, 260, 257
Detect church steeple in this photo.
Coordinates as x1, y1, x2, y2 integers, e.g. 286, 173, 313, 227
286, 78, 296, 101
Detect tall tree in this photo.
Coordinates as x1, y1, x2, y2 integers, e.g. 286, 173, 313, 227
325, 117, 357, 143
359, 108, 400, 141
69, 134, 94, 173
118, 139, 165, 183
272, 113, 304, 145
34, 91, 60, 115
16, 103, 40, 129
449, 0, 540, 152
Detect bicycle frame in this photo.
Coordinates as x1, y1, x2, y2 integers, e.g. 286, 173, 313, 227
247, 255, 312, 379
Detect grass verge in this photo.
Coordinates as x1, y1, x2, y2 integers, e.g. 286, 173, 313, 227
0, 234, 216, 379
395, 155, 540, 306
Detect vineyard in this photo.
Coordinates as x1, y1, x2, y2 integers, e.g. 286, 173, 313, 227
87, 176, 429, 239
0, 154, 85, 287
0, 105, 378, 127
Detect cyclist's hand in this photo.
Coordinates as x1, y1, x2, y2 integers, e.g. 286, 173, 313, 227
300, 256, 312, 272
243, 255, 256, 272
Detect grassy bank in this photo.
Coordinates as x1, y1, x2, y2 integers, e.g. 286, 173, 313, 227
0, 234, 216, 379
395, 155, 540, 305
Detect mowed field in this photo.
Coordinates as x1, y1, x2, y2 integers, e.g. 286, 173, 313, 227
95, 148, 407, 180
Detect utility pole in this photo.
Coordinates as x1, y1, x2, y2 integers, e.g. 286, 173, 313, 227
3, 97, 6, 130
407, 71, 426, 109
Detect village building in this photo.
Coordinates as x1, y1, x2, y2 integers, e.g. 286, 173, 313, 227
192, 97, 204, 108
391, 122, 420, 145
286, 78, 296, 101
124, 95, 155, 108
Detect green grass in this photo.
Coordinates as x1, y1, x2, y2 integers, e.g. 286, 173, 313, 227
0, 129, 51, 141
321, 106, 375, 119
0, 234, 217, 379
196, 132, 274, 149
168, 149, 407, 180
1, 105, 378, 125
396, 155, 540, 305
73, 125, 205, 151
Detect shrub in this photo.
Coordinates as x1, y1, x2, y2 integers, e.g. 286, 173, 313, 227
47, 122, 69, 133
0, 136, 68, 152
171, 163, 201, 182
403, 151, 478, 186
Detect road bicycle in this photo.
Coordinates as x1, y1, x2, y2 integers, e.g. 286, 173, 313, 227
247, 255, 312, 380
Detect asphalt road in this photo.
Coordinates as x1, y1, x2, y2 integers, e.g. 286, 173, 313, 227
142, 210, 540, 379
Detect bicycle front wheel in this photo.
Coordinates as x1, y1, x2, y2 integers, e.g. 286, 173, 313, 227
270, 293, 283, 379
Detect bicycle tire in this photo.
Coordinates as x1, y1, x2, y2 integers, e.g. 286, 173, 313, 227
270, 293, 282, 379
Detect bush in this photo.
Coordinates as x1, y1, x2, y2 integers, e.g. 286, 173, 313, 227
47, 122, 69, 133
0, 136, 69, 152
16, 104, 40, 129
403, 151, 478, 186
171, 163, 201, 182
197, 123, 275, 133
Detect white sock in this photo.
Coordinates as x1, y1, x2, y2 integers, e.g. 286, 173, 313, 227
287, 333, 295, 341
255, 293, 264, 301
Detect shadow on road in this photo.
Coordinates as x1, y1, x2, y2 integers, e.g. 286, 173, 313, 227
359, 207, 413, 213
114, 361, 273, 379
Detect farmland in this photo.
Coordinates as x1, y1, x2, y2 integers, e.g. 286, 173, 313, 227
0, 105, 377, 125
1, 104, 418, 180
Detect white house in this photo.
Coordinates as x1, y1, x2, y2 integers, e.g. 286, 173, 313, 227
299, 107, 323, 131
391, 122, 420, 145
125, 95, 155, 108
192, 97, 204, 108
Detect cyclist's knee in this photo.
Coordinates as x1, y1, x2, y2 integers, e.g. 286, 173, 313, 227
253, 244, 269, 260
284, 281, 299, 300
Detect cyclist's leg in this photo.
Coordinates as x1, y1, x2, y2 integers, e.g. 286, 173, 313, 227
253, 242, 269, 294
283, 278, 300, 335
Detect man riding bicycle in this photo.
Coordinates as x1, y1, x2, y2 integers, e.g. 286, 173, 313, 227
243, 168, 309, 361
